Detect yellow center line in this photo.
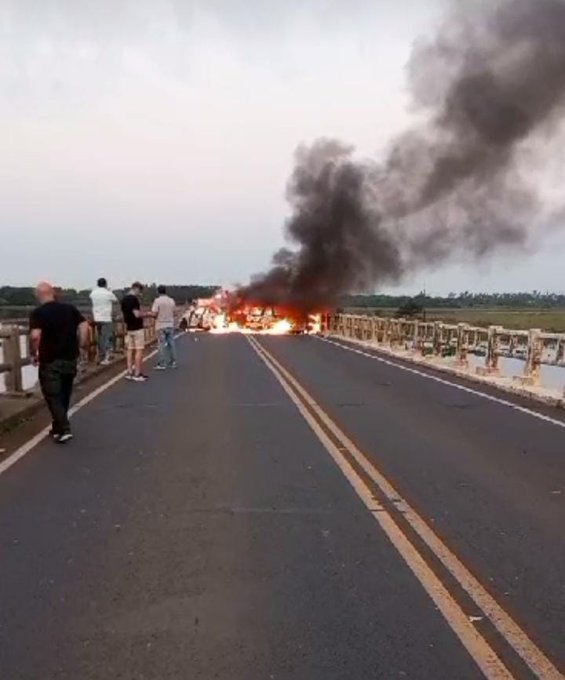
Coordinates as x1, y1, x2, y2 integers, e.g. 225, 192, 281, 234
247, 335, 564, 680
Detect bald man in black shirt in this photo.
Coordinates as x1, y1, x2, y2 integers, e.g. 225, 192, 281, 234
29, 282, 90, 443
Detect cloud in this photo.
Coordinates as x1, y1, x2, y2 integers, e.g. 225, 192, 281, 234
15, 0, 565, 297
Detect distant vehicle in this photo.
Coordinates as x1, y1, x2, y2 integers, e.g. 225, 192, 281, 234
188, 306, 212, 331
181, 297, 227, 331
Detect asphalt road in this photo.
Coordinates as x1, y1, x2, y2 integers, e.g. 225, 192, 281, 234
0, 333, 563, 680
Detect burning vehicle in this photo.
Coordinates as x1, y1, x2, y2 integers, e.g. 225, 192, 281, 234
244, 307, 274, 332
225, 303, 323, 335
205, 292, 324, 336
181, 297, 224, 332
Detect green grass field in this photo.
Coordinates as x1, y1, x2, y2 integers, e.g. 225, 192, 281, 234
424, 309, 565, 332
346, 308, 565, 333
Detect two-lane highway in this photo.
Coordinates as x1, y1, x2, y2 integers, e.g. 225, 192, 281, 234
0, 333, 563, 679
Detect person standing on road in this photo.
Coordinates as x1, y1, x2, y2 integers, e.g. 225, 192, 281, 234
121, 282, 150, 382
29, 281, 90, 443
152, 285, 177, 370
89, 277, 118, 365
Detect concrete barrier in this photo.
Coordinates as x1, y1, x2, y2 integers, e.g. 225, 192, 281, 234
324, 313, 565, 403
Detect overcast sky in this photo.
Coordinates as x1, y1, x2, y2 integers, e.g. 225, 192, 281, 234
2, 0, 564, 293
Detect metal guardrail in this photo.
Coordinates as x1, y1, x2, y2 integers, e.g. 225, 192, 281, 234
0, 318, 159, 395
325, 313, 565, 387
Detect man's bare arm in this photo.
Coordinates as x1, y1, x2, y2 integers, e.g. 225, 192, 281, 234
134, 308, 157, 319
30, 329, 41, 365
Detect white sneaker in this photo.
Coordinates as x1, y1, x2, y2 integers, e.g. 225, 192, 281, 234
154, 365, 167, 371
56, 432, 74, 444
125, 373, 135, 381
132, 374, 148, 382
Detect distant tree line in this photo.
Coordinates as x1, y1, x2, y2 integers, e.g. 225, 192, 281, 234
0, 284, 219, 308
2, 287, 565, 311
340, 291, 565, 310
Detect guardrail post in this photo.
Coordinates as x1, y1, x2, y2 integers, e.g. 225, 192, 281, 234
523, 328, 542, 385
383, 318, 391, 346
468, 327, 477, 353
455, 323, 469, 367
399, 319, 412, 350
87, 322, 97, 363
555, 337, 564, 365
336, 315, 342, 336
113, 320, 124, 353
507, 333, 515, 358
4, 326, 24, 393
398, 318, 407, 349
411, 320, 420, 353
477, 325, 501, 376
145, 318, 156, 345
432, 321, 443, 356
374, 318, 382, 344
389, 319, 397, 348
487, 326, 501, 373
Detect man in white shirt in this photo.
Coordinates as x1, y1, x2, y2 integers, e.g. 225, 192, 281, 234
90, 277, 118, 364
152, 285, 177, 369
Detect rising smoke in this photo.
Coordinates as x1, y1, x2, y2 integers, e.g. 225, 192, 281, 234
238, 0, 565, 312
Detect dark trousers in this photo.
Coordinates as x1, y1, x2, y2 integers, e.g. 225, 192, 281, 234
39, 359, 78, 434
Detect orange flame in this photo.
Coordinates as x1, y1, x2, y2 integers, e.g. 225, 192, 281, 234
208, 303, 324, 336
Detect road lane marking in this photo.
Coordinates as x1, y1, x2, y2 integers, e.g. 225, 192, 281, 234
0, 342, 166, 477
247, 335, 564, 680
317, 336, 565, 429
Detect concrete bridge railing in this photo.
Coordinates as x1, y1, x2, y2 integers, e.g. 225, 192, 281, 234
0, 318, 158, 396
325, 313, 565, 388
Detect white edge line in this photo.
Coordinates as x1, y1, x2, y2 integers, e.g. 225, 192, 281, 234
318, 336, 565, 430
0, 342, 165, 476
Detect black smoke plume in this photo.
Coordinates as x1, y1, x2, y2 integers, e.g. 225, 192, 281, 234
238, 0, 565, 312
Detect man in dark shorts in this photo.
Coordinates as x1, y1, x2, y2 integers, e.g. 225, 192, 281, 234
121, 282, 150, 382
29, 282, 90, 443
